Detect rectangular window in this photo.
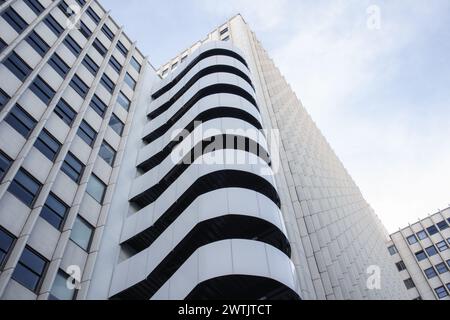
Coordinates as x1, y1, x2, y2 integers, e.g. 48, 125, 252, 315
12, 246, 48, 293
395, 261, 406, 272
24, 0, 45, 15
4, 51, 32, 81
82, 54, 99, 76
437, 220, 449, 231
8, 168, 42, 207
108, 55, 122, 73
117, 91, 130, 111
424, 267, 437, 279
435, 286, 448, 299
388, 245, 397, 256
222, 36, 230, 41
427, 225, 439, 236
436, 262, 448, 274
220, 28, 229, 35
124, 73, 136, 90
50, 270, 76, 300
40, 193, 68, 230
0, 227, 15, 267
64, 35, 82, 57
109, 114, 124, 136
0, 38, 6, 54
161, 69, 168, 77
44, 15, 64, 36
2, 7, 28, 33
70, 74, 89, 98
180, 55, 187, 64
404, 278, 415, 290
79, 21, 92, 39
30, 76, 56, 105
415, 250, 427, 262
48, 54, 70, 78
407, 234, 418, 245
0, 88, 11, 113
417, 230, 428, 240
0, 151, 12, 182
77, 120, 97, 146
58, 1, 75, 18
34, 130, 61, 161
86, 7, 101, 24
5, 104, 37, 138
130, 57, 141, 72
54, 99, 76, 126
100, 73, 115, 94
26, 31, 50, 57
425, 245, 438, 257
116, 41, 128, 57
70, 216, 93, 251
437, 240, 448, 252
171, 62, 178, 70
99, 141, 116, 166
61, 152, 84, 183
86, 174, 106, 204
89, 94, 107, 118
102, 24, 114, 41
93, 38, 107, 57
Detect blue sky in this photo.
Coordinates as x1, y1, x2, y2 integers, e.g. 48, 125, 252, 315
101, 0, 450, 233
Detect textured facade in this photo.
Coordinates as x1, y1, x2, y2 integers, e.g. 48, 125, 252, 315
0, 0, 407, 300
387, 207, 450, 300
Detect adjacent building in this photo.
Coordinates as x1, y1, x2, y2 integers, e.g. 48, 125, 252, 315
387, 207, 450, 300
0, 0, 407, 300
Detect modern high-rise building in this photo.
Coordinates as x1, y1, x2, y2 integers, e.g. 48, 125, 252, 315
0, 0, 408, 300
387, 207, 450, 300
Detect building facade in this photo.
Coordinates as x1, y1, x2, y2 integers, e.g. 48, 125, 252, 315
387, 207, 450, 300
0, 0, 407, 300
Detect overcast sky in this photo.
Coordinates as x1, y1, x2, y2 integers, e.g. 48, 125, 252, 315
101, 0, 450, 233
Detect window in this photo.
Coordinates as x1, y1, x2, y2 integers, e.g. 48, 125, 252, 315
109, 114, 124, 136
64, 35, 82, 57
86, 175, 106, 204
58, 1, 74, 18
30, 76, 56, 105
407, 234, 418, 245
2, 7, 28, 33
388, 245, 397, 255
102, 24, 114, 41
436, 262, 448, 274
171, 62, 178, 70
79, 21, 92, 39
44, 15, 64, 36
8, 168, 42, 207
0, 227, 15, 267
82, 55, 99, 76
12, 246, 48, 292
24, 0, 45, 15
417, 230, 428, 240
48, 54, 70, 78
415, 250, 427, 262
100, 74, 115, 94
99, 141, 116, 166
70, 216, 93, 251
89, 95, 107, 117
124, 73, 136, 90
61, 153, 84, 183
222, 36, 230, 41
161, 69, 168, 77
77, 120, 97, 146
425, 245, 438, 257
220, 27, 229, 35
0, 38, 6, 54
93, 38, 107, 57
404, 278, 415, 290
116, 41, 128, 57
54, 99, 76, 126
427, 225, 439, 236
0, 151, 12, 182
180, 55, 187, 64
117, 91, 130, 111
435, 286, 448, 299
86, 7, 101, 24
424, 267, 437, 279
0, 88, 10, 112
26, 31, 50, 57
395, 261, 406, 272
70, 74, 89, 98
4, 51, 32, 81
130, 57, 141, 72
34, 130, 61, 161
437, 220, 449, 231
40, 193, 68, 230
108, 55, 122, 73
437, 240, 448, 252
448, 259, 450, 268
5, 104, 37, 138
50, 270, 76, 300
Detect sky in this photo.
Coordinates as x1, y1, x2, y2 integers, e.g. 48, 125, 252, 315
101, 0, 450, 233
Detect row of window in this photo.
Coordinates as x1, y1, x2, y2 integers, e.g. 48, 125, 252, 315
424, 260, 450, 279
435, 284, 450, 299
406, 219, 450, 245
415, 238, 450, 262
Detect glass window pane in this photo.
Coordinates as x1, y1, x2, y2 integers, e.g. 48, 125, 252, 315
70, 217, 93, 251
50, 271, 75, 300
86, 175, 106, 204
